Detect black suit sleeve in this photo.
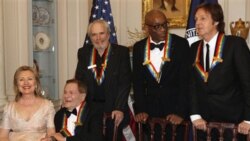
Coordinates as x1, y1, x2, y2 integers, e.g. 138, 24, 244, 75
114, 46, 131, 112
75, 47, 85, 81
132, 39, 148, 114
189, 42, 200, 115
175, 37, 190, 119
232, 37, 250, 120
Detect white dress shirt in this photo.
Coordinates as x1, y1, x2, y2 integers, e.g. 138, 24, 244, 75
67, 104, 81, 135
150, 37, 165, 73
202, 32, 218, 70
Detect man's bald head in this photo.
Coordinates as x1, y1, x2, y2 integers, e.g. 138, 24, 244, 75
145, 9, 167, 25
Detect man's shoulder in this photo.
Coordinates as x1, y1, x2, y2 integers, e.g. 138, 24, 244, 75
134, 37, 148, 46
78, 44, 92, 52
190, 40, 202, 51
111, 43, 126, 48
225, 35, 246, 43
170, 33, 188, 41
80, 102, 89, 112
55, 108, 65, 117
132, 37, 148, 52
111, 43, 129, 52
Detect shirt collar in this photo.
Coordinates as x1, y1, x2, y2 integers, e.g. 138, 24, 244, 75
203, 32, 219, 48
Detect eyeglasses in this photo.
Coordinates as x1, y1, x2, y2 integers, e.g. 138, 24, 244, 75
146, 22, 168, 31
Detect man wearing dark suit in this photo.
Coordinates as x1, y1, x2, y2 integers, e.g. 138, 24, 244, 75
132, 9, 189, 140
189, 3, 250, 141
75, 19, 131, 141
41, 79, 89, 141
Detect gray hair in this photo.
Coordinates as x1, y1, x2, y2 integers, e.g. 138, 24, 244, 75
87, 19, 111, 37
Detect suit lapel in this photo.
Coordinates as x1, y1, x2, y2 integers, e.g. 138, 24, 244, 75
160, 34, 176, 81
209, 34, 225, 72
159, 37, 174, 83
55, 109, 65, 132
86, 47, 96, 86
143, 34, 173, 83
88, 45, 112, 85
142, 38, 160, 82
200, 42, 204, 70
193, 41, 209, 83
207, 34, 226, 80
103, 45, 115, 89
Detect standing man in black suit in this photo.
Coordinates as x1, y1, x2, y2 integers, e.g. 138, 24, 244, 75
132, 9, 190, 140
189, 3, 250, 140
41, 79, 89, 141
75, 19, 131, 140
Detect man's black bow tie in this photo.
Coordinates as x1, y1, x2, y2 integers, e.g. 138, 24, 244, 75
65, 108, 77, 118
150, 43, 165, 51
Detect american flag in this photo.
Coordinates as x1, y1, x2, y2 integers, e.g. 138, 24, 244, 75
185, 0, 218, 45
84, 0, 117, 45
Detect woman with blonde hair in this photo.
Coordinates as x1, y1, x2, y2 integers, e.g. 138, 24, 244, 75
0, 65, 55, 141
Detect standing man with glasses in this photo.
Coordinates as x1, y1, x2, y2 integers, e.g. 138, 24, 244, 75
132, 9, 190, 140
189, 3, 250, 141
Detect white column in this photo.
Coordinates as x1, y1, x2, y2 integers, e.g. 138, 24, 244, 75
57, 0, 89, 100
0, 0, 7, 110
3, 0, 30, 101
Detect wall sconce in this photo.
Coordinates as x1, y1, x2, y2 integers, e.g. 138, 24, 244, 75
230, 18, 250, 39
